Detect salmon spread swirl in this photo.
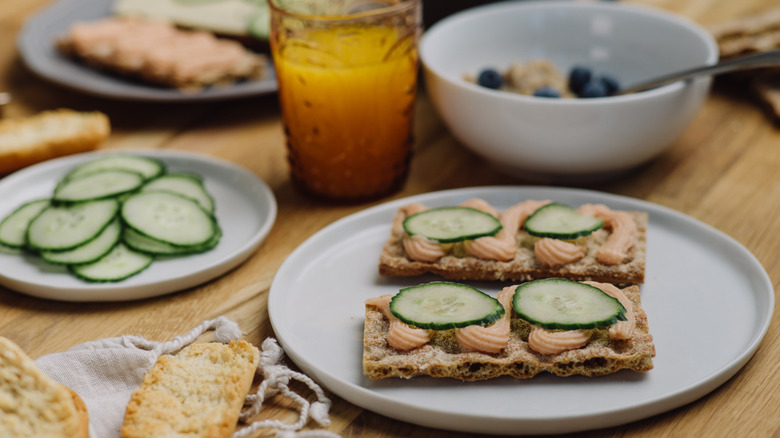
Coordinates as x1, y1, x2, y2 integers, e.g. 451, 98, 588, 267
584, 281, 635, 340
465, 200, 551, 261
366, 295, 432, 351
578, 203, 637, 265
533, 238, 585, 267
527, 326, 592, 355
456, 286, 514, 353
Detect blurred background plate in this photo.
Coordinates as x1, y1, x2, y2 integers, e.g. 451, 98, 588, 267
17, 0, 277, 102
0, 150, 277, 301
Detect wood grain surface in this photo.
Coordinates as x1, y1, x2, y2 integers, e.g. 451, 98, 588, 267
0, 0, 778, 437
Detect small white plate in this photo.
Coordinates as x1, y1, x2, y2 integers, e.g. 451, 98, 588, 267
17, 0, 276, 102
0, 150, 277, 302
268, 186, 773, 435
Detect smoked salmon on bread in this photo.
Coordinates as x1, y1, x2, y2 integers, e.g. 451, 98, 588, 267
363, 282, 655, 381
378, 199, 647, 285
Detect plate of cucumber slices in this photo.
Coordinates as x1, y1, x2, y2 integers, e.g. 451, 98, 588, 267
0, 150, 276, 301
268, 186, 773, 435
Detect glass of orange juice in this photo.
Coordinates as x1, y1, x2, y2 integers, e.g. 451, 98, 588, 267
269, 0, 421, 202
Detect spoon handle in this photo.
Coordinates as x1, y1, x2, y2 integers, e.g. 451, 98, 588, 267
617, 49, 780, 95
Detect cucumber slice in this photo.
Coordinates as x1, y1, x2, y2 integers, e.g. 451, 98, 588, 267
140, 173, 214, 214
121, 191, 217, 247
123, 224, 221, 255
390, 282, 505, 330
524, 203, 604, 239
27, 199, 119, 251
403, 207, 502, 243
63, 155, 165, 181
247, 7, 269, 40
0, 199, 50, 248
40, 218, 121, 264
512, 278, 626, 330
53, 169, 144, 203
70, 243, 153, 282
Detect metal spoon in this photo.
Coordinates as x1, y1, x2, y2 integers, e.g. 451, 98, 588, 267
617, 49, 780, 95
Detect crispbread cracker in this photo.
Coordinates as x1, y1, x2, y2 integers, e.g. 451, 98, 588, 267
710, 8, 780, 59
0, 109, 110, 175
379, 203, 647, 284
363, 285, 654, 381
121, 340, 259, 438
0, 337, 89, 438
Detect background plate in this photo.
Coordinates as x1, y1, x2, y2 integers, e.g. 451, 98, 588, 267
17, 0, 276, 102
0, 149, 277, 302
268, 186, 773, 435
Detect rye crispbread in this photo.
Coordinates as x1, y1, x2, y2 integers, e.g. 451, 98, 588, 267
363, 285, 655, 381
121, 340, 259, 438
378, 203, 647, 285
0, 337, 89, 438
709, 8, 780, 123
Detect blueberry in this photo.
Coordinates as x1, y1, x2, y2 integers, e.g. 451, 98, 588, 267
533, 87, 561, 98
568, 66, 592, 94
580, 81, 608, 98
477, 68, 503, 89
598, 74, 621, 95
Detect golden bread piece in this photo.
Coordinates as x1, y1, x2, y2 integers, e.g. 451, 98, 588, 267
0, 336, 89, 438
56, 17, 269, 92
363, 286, 655, 381
379, 203, 647, 285
0, 109, 110, 175
121, 340, 260, 438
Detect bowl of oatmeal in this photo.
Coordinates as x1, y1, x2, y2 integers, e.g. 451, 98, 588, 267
419, 1, 718, 180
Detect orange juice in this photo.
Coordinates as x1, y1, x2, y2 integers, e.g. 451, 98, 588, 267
271, 6, 420, 201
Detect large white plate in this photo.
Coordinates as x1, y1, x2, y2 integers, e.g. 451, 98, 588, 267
17, 0, 276, 102
0, 150, 276, 302
268, 186, 774, 435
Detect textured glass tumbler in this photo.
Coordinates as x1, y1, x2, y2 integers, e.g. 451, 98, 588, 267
269, 0, 421, 202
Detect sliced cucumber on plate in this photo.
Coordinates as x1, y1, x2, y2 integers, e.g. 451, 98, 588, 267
70, 242, 153, 283
403, 206, 502, 243
524, 203, 604, 240
390, 282, 505, 330
0, 199, 50, 248
27, 199, 119, 252
0, 154, 223, 284
512, 278, 626, 330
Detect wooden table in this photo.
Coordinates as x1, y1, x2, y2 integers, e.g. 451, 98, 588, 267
1, 0, 778, 436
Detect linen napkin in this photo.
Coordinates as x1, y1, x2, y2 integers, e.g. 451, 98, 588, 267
34, 316, 339, 438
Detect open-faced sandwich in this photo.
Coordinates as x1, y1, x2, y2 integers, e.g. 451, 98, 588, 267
379, 199, 647, 284
363, 279, 655, 381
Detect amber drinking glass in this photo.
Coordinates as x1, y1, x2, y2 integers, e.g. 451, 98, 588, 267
269, 0, 421, 202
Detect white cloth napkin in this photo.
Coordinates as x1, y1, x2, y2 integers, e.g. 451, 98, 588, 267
34, 316, 338, 438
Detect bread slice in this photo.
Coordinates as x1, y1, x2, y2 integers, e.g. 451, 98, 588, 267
379, 203, 647, 284
121, 340, 259, 438
0, 337, 89, 438
363, 285, 654, 381
56, 17, 269, 92
0, 109, 110, 175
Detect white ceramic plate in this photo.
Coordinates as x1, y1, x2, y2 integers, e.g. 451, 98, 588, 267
17, 0, 276, 102
0, 150, 277, 302
268, 186, 773, 435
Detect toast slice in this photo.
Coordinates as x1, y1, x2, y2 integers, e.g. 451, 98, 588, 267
121, 340, 259, 438
0, 109, 110, 175
379, 201, 647, 284
0, 337, 89, 438
56, 17, 269, 92
363, 285, 654, 381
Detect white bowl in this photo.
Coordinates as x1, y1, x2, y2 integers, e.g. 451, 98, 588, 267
420, 1, 718, 180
